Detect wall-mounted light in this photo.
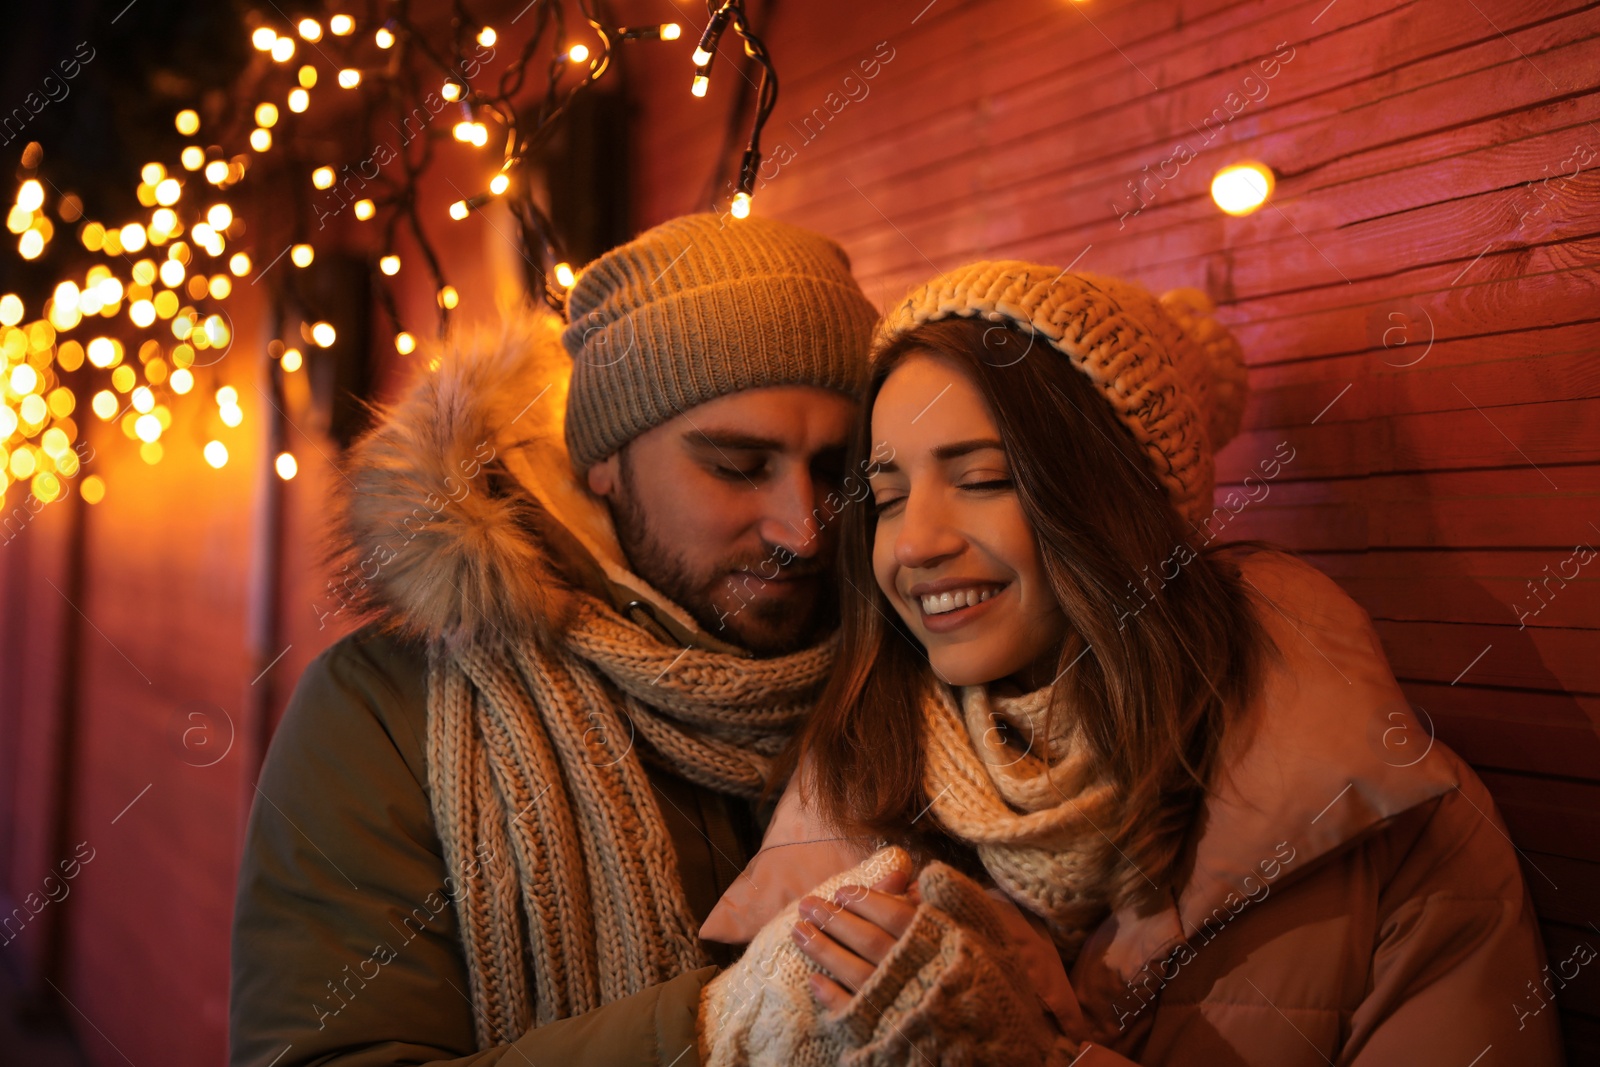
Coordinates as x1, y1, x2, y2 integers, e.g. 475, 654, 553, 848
1210, 161, 1275, 216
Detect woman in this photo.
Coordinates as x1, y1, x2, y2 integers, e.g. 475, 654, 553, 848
695, 263, 1564, 1066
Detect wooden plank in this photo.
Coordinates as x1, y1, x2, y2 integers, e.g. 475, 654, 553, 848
1304, 552, 1600, 629
1478, 771, 1600, 861
1522, 851, 1600, 927
1375, 620, 1600, 693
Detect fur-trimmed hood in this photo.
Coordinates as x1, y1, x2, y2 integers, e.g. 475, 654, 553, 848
330, 306, 746, 655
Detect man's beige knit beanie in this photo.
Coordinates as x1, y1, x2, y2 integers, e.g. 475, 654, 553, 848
560, 214, 879, 473
873, 262, 1249, 527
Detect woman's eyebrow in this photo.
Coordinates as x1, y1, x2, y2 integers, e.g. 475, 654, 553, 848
871, 438, 1005, 475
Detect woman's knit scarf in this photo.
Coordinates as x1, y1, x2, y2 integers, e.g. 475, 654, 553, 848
922, 679, 1125, 961
425, 590, 834, 1049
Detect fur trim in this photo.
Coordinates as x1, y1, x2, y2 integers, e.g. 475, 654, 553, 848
330, 308, 582, 647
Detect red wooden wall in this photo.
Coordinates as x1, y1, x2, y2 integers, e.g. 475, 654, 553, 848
627, 0, 1600, 1054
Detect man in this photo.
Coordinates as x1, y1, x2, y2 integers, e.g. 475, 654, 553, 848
229, 214, 880, 1066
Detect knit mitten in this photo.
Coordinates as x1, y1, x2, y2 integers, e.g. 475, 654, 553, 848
821, 861, 1081, 1067
698, 846, 916, 1067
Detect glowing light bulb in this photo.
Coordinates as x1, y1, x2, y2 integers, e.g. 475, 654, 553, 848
489, 173, 510, 195
469, 123, 488, 147
437, 285, 459, 310
251, 27, 276, 52
271, 35, 295, 62
281, 347, 302, 372
442, 82, 463, 102
229, 252, 251, 276
18, 231, 43, 259
330, 15, 354, 36
449, 200, 469, 220
312, 166, 335, 189
297, 18, 322, 41
661, 23, 682, 40
120, 222, 148, 252
692, 47, 713, 66
0, 294, 21, 325
135, 413, 162, 442
379, 255, 400, 275
478, 26, 497, 46
216, 385, 238, 406
291, 244, 314, 267
205, 159, 229, 183
375, 26, 395, 48
250, 128, 272, 152
181, 146, 205, 170
207, 204, 233, 229
568, 44, 590, 63
310, 321, 336, 346
554, 262, 575, 288
354, 199, 375, 220
298, 65, 318, 88
92, 390, 118, 419
452, 121, 474, 143
337, 68, 361, 88
276, 452, 298, 479
154, 178, 181, 206
730, 191, 751, 219
204, 440, 228, 468
255, 102, 279, 127
1210, 162, 1275, 216
394, 331, 415, 355
288, 88, 309, 113
692, 74, 709, 97
170, 367, 193, 393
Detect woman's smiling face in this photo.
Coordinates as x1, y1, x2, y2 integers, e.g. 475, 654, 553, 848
868, 352, 1069, 688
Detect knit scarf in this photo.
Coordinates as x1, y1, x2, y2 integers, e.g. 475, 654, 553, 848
921, 680, 1125, 961
425, 590, 835, 1049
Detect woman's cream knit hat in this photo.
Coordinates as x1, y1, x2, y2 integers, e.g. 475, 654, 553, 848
873, 262, 1249, 526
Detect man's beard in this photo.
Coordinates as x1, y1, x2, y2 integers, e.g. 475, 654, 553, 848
607, 455, 837, 657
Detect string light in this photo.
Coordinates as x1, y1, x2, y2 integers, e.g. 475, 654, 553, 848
449, 200, 470, 220
379, 255, 400, 275
330, 14, 354, 36
337, 69, 361, 89
297, 18, 322, 42
251, 27, 276, 51
310, 322, 336, 347
441, 82, 463, 102
288, 88, 309, 113
204, 440, 228, 468
478, 27, 497, 47
489, 173, 510, 195
375, 26, 395, 48
290, 244, 313, 267
270, 36, 295, 62
568, 44, 591, 63
1210, 162, 1275, 216
353, 199, 375, 220
181, 146, 205, 170
298, 65, 318, 88
249, 128, 272, 152
255, 102, 279, 127
207, 204, 232, 229
280, 347, 302, 372
275, 452, 298, 479
394, 331, 415, 354
229, 252, 251, 276
437, 285, 459, 310
554, 262, 575, 288
205, 159, 229, 183
312, 166, 335, 189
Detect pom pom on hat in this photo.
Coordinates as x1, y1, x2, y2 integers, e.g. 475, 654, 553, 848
874, 262, 1249, 526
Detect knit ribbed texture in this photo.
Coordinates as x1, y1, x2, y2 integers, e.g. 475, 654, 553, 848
561, 214, 879, 472
874, 263, 1249, 526
426, 591, 836, 1049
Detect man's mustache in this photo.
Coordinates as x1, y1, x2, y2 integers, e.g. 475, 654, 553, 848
721, 553, 830, 584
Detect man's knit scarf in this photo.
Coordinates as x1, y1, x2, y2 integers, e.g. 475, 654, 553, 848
424, 589, 834, 1049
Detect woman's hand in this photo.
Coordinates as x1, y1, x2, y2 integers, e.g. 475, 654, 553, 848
790, 868, 917, 1010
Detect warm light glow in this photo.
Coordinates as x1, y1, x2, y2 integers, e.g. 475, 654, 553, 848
0, 294, 21, 325
437, 285, 459, 310
568, 44, 590, 63
288, 88, 309, 113
354, 199, 375, 220
140, 162, 165, 185
204, 440, 228, 468
159, 259, 185, 288
181, 146, 205, 170
275, 452, 298, 479
207, 204, 233, 230
297, 18, 322, 41
489, 173, 510, 195
209, 274, 231, 299
229, 252, 251, 276
554, 262, 575, 288
9, 364, 37, 394
130, 299, 156, 328
92, 390, 118, 420
87, 336, 119, 367
219, 402, 243, 428
661, 23, 682, 40
375, 26, 395, 48
452, 121, 475, 143
441, 82, 462, 102
170, 367, 194, 394
250, 128, 272, 152
205, 159, 230, 183
394, 331, 416, 355
330, 14, 354, 36
478, 26, 497, 47
16, 179, 44, 212
176, 106, 201, 134
215, 385, 238, 407
251, 27, 277, 51
130, 385, 155, 413
291, 244, 314, 268
312, 166, 335, 189
18, 230, 43, 260
730, 191, 752, 219
134, 413, 162, 442
298, 65, 318, 89
692, 47, 713, 66
154, 178, 181, 206
691, 74, 709, 97
119, 221, 147, 252
449, 200, 470, 220
379, 254, 400, 275
1210, 161, 1275, 216
338, 68, 361, 88
81, 475, 105, 504
281, 347, 303, 372
255, 102, 280, 129
311, 321, 337, 346
271, 35, 295, 62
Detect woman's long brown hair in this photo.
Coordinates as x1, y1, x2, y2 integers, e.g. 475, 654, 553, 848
786, 316, 1278, 910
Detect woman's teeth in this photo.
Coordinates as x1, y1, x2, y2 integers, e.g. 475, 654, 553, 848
920, 586, 1002, 615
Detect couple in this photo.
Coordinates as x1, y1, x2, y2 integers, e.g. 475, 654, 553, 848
230, 215, 1561, 1066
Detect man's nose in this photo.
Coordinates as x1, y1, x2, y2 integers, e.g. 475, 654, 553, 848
754, 468, 829, 560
